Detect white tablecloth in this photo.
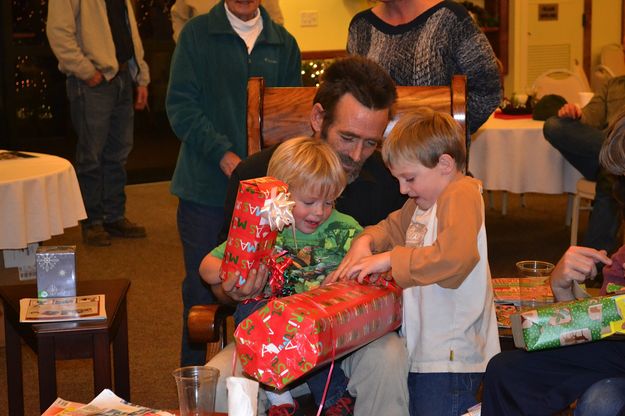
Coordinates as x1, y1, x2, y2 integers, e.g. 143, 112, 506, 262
469, 115, 583, 194
0, 152, 86, 249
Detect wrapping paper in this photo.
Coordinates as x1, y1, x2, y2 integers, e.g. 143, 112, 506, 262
234, 280, 402, 389
511, 294, 625, 351
220, 177, 291, 288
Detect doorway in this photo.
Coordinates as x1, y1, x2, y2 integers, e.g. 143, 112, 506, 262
524, 0, 585, 87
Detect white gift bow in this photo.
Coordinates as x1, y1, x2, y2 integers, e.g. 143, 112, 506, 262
259, 188, 295, 231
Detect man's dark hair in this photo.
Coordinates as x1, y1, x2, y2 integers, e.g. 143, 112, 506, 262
313, 56, 397, 137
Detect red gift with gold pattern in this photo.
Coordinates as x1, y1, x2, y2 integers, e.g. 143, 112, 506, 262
220, 177, 293, 288
234, 280, 403, 389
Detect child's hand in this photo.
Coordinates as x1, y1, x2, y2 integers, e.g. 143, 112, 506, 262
325, 236, 373, 283
221, 264, 269, 302
346, 252, 392, 283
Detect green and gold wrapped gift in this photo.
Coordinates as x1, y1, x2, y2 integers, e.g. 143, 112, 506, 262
511, 295, 625, 351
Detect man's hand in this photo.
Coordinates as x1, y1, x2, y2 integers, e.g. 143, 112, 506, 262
86, 70, 104, 87
221, 265, 268, 302
219, 151, 242, 178
135, 86, 148, 110
550, 246, 612, 301
557, 103, 582, 119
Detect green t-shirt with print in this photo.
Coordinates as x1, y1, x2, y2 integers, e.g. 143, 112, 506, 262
212, 209, 362, 296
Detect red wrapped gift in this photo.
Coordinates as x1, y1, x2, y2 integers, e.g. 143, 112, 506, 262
220, 177, 293, 288
234, 281, 403, 389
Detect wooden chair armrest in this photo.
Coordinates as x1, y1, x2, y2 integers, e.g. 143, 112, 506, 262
188, 304, 236, 346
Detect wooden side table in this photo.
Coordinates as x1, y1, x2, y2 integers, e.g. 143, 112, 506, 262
0, 278, 131, 415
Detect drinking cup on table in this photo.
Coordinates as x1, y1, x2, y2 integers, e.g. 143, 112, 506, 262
516, 260, 555, 310
173, 366, 219, 416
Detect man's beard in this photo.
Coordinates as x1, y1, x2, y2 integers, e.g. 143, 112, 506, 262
339, 153, 364, 184
320, 127, 364, 184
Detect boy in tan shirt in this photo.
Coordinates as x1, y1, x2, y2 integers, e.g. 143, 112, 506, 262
332, 107, 500, 416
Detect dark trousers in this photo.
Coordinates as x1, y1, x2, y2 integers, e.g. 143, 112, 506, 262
408, 372, 482, 416
178, 199, 223, 366
544, 117, 620, 253
481, 341, 625, 415
67, 70, 134, 225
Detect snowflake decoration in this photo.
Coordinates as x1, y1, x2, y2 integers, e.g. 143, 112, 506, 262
37, 254, 59, 272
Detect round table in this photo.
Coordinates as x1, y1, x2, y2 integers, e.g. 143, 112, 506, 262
469, 115, 583, 194
0, 151, 86, 249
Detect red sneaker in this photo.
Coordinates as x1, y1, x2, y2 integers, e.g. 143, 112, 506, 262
268, 402, 306, 416
324, 393, 355, 416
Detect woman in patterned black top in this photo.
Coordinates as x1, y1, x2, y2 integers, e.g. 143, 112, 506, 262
347, 0, 502, 134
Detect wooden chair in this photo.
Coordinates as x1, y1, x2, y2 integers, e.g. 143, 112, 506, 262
570, 178, 597, 246
600, 43, 625, 78
188, 75, 468, 359
247, 75, 468, 156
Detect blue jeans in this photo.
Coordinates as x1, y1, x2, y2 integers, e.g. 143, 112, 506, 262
235, 301, 349, 408
178, 199, 223, 366
585, 172, 620, 254
66, 70, 134, 225
575, 377, 625, 416
408, 372, 482, 416
544, 117, 619, 253
543, 117, 604, 180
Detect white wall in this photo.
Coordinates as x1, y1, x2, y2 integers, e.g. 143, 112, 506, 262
591, 0, 622, 65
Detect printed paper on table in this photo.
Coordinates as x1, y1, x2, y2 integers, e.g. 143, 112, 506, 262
19, 294, 106, 323
41, 388, 175, 415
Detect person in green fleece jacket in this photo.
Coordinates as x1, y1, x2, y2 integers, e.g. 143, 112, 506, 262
165, 0, 301, 367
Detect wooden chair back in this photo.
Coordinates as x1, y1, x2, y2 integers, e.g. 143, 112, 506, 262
600, 43, 625, 77
246, 75, 468, 156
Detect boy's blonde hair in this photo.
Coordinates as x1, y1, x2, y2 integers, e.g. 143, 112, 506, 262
382, 107, 466, 171
268, 137, 347, 200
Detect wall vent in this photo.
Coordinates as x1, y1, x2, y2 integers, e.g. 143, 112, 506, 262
527, 44, 571, 85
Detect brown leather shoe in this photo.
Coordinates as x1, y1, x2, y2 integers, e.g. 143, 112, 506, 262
82, 224, 111, 246
103, 218, 146, 238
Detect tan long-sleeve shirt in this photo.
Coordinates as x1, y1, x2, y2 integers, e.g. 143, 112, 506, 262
360, 175, 500, 373
363, 176, 483, 289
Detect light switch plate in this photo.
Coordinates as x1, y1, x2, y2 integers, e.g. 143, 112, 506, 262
300, 10, 318, 27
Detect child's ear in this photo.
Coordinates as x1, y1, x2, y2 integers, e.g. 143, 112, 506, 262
437, 154, 456, 174
310, 103, 325, 135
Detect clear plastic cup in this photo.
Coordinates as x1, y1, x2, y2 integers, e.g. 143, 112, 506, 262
516, 260, 555, 310
173, 366, 219, 416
